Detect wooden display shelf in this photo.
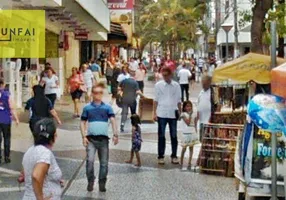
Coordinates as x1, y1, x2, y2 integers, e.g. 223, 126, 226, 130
202, 149, 235, 153
202, 137, 237, 141
200, 168, 225, 172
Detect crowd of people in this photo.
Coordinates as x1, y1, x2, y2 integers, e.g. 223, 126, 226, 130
0, 52, 219, 199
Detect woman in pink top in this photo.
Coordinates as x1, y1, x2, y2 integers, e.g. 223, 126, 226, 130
67, 67, 85, 118
135, 63, 147, 93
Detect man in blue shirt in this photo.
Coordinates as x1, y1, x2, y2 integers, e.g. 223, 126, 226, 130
80, 82, 119, 193
89, 59, 102, 83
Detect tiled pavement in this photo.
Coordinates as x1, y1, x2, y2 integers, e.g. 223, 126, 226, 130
0, 79, 239, 200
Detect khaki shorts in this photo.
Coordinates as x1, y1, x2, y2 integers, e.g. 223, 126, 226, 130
86, 87, 92, 96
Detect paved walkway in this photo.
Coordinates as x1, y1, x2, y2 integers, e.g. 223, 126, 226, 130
0, 78, 238, 200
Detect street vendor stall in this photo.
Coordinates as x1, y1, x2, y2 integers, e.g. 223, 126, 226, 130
213, 53, 286, 199
199, 53, 286, 199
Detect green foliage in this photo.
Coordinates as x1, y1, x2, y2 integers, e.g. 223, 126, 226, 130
138, 0, 207, 52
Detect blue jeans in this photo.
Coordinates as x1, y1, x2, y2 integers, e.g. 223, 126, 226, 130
121, 101, 137, 127
86, 137, 109, 184
157, 117, 178, 159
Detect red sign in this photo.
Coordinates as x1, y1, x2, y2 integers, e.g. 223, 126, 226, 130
108, 0, 133, 9
75, 32, 88, 40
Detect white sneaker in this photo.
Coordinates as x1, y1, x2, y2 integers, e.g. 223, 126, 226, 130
171, 158, 179, 164
158, 158, 165, 165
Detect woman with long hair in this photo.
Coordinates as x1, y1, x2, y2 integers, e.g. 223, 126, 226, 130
22, 118, 63, 200
25, 85, 61, 134
67, 67, 85, 118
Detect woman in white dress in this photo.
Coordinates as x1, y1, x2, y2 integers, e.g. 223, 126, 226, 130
22, 118, 63, 200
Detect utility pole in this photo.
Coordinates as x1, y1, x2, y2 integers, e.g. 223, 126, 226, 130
233, 0, 239, 58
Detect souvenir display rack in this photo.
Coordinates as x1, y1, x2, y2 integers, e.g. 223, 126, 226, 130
199, 123, 243, 177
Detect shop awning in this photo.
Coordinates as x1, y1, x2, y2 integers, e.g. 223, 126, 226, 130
213, 53, 286, 84
108, 22, 127, 41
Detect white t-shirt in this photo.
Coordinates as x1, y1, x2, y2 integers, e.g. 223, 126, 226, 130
197, 89, 211, 124
22, 145, 62, 200
83, 69, 94, 88
129, 61, 139, 71
42, 75, 59, 95
117, 73, 130, 83
178, 68, 191, 84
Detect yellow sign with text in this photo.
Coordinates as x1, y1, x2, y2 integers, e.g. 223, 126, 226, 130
0, 10, 45, 58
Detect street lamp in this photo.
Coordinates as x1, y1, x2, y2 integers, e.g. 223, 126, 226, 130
221, 23, 233, 62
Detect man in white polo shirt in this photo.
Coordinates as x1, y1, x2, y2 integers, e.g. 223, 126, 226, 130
154, 67, 182, 165
178, 62, 192, 102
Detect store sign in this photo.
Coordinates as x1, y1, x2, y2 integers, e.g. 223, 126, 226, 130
75, 33, 88, 40
0, 10, 45, 58
110, 10, 133, 43
108, 0, 133, 9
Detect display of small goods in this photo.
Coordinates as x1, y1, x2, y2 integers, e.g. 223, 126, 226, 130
211, 111, 246, 125
199, 124, 243, 177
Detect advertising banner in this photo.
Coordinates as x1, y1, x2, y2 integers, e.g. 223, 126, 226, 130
0, 10, 45, 58
110, 10, 133, 43
251, 125, 286, 183
108, 0, 133, 9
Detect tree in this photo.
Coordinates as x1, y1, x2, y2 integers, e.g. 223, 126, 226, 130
251, 0, 273, 53
138, 0, 206, 59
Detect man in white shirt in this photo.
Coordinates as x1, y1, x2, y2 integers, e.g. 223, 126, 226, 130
82, 64, 94, 102
129, 57, 139, 71
178, 63, 192, 102
196, 75, 218, 140
154, 67, 182, 165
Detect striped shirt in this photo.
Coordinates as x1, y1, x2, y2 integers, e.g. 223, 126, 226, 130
81, 102, 115, 137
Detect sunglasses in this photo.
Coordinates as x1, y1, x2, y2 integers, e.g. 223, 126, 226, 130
93, 91, 103, 95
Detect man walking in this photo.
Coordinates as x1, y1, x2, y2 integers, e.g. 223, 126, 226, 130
0, 79, 19, 163
80, 83, 119, 192
82, 64, 94, 103
178, 63, 192, 102
118, 69, 144, 132
154, 67, 181, 165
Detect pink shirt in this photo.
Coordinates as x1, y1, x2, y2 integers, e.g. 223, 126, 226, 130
69, 74, 84, 92
135, 69, 146, 81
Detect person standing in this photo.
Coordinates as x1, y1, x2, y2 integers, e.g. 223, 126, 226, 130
135, 63, 147, 93
117, 65, 130, 83
41, 66, 59, 107
22, 118, 63, 200
0, 79, 19, 164
25, 85, 61, 134
106, 61, 114, 94
81, 64, 94, 103
67, 67, 86, 117
197, 57, 205, 75
110, 63, 121, 105
154, 67, 181, 165
195, 75, 218, 141
178, 63, 192, 102
80, 83, 119, 192
118, 69, 144, 132
89, 60, 102, 83
100, 50, 107, 76
129, 57, 139, 71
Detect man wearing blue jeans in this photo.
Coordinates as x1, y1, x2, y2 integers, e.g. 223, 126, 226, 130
80, 83, 119, 192
154, 67, 182, 165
